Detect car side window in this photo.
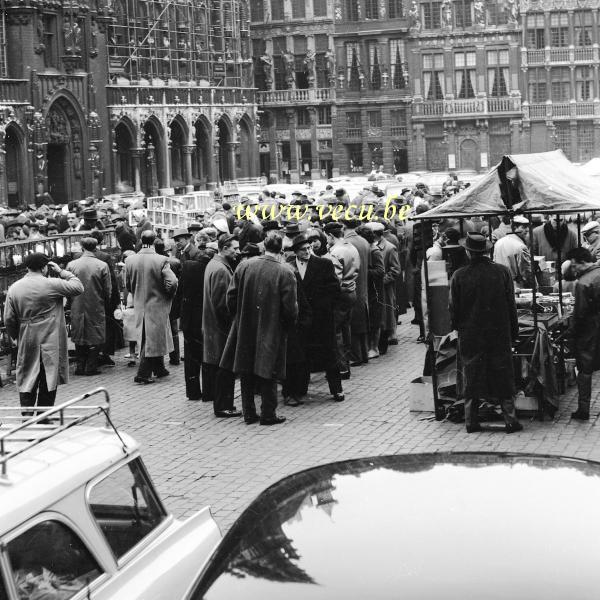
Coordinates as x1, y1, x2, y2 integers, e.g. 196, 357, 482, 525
89, 458, 167, 560
6, 519, 103, 599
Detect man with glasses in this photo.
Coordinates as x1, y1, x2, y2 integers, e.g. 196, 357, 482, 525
582, 221, 600, 262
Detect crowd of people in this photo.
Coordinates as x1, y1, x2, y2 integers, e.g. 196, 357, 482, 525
2, 184, 430, 425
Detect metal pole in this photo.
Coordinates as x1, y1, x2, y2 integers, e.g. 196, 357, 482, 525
556, 212, 563, 313
527, 216, 538, 331
577, 213, 581, 248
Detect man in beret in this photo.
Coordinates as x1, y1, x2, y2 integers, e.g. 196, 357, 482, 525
66, 237, 112, 376
4, 253, 83, 416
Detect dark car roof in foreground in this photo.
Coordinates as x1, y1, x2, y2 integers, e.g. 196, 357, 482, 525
189, 452, 600, 600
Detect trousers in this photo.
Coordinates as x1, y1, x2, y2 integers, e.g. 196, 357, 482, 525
240, 374, 277, 420
20, 362, 57, 415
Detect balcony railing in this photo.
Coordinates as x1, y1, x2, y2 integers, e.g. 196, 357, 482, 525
345, 127, 362, 138
256, 88, 334, 105
0, 79, 29, 104
106, 86, 255, 106
414, 95, 521, 118
526, 46, 598, 65
526, 100, 600, 120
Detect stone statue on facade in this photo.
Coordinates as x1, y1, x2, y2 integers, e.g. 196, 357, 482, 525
408, 0, 421, 31
441, 0, 452, 28
473, 0, 484, 25
260, 53, 273, 87
507, 0, 519, 24
283, 51, 295, 88
304, 49, 316, 87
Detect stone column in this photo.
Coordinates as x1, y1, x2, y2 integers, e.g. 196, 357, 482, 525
287, 109, 299, 183
130, 148, 143, 192
308, 106, 320, 179
147, 143, 159, 196
228, 141, 239, 180
210, 142, 220, 189
183, 145, 195, 192
159, 130, 173, 195
412, 122, 426, 171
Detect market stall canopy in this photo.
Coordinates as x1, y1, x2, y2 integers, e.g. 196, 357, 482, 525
417, 150, 600, 220
580, 157, 600, 178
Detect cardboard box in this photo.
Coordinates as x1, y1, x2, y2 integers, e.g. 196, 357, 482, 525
410, 376, 434, 412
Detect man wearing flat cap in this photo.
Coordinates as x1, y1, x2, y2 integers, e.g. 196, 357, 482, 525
492, 215, 533, 290
66, 237, 112, 376
112, 213, 136, 254
449, 232, 523, 434
4, 253, 83, 415
582, 220, 600, 262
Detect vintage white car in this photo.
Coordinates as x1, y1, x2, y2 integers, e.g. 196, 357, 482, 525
0, 388, 221, 600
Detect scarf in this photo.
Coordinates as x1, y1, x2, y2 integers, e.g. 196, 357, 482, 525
543, 221, 568, 252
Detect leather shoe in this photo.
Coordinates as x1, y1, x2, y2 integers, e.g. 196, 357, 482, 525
134, 376, 155, 384
100, 355, 115, 366
333, 393, 345, 402
85, 370, 102, 376
187, 396, 202, 401
350, 360, 363, 367
505, 422, 524, 433
154, 369, 170, 378
215, 409, 242, 418
169, 359, 181, 366
340, 371, 350, 380
571, 410, 590, 421
466, 424, 482, 433
260, 416, 286, 425
245, 415, 260, 424
388, 339, 399, 345
284, 396, 303, 407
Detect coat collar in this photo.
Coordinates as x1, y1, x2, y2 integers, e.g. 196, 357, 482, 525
82, 250, 96, 258
213, 254, 233, 273
138, 247, 156, 255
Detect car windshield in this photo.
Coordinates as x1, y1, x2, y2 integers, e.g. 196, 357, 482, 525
88, 458, 167, 560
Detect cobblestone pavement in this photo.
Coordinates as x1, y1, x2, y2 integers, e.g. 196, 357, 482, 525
2, 310, 599, 533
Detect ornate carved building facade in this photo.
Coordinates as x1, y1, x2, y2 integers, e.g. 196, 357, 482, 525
250, 0, 337, 182
0, 0, 258, 209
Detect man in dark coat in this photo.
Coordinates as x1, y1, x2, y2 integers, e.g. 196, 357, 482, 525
125, 230, 178, 384
565, 247, 600, 420
173, 228, 202, 263
202, 234, 242, 417
344, 218, 370, 365
449, 233, 522, 434
283, 234, 313, 406
90, 229, 121, 366
112, 214, 136, 253
221, 231, 298, 425
66, 237, 112, 375
289, 233, 344, 401
358, 226, 385, 359
178, 244, 212, 401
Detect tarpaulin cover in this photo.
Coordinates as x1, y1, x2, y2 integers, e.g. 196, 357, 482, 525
417, 150, 600, 219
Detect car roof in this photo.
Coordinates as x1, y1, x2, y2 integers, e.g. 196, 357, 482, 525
0, 425, 138, 535
189, 452, 600, 599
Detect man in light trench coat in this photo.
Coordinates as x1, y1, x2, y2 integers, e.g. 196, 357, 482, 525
125, 230, 178, 384
4, 252, 83, 415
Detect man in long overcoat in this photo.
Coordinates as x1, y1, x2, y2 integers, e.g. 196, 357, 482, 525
449, 232, 522, 434
125, 230, 178, 384
288, 232, 344, 401
565, 247, 600, 420
66, 237, 111, 375
4, 253, 83, 414
221, 232, 298, 425
178, 244, 212, 401
202, 234, 241, 417
345, 218, 370, 366
369, 222, 400, 355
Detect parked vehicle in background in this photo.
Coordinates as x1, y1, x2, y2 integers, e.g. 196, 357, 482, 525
0, 388, 221, 600
185, 452, 600, 600
420, 171, 451, 197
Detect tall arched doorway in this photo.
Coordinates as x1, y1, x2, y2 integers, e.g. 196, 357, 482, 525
114, 121, 134, 191
217, 117, 232, 183
193, 118, 211, 189
170, 119, 186, 193
5, 124, 25, 208
141, 119, 164, 196
459, 138, 479, 171
46, 97, 85, 204
237, 116, 254, 179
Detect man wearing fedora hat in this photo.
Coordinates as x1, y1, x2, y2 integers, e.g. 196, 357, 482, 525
450, 232, 523, 433
173, 227, 202, 263
582, 220, 600, 262
492, 215, 533, 290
